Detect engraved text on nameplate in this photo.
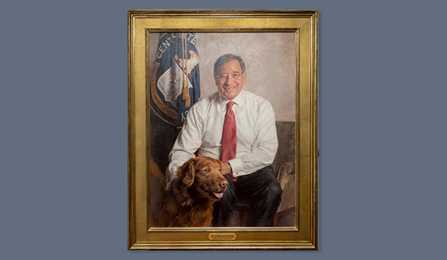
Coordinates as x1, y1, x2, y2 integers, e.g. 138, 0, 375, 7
208, 233, 237, 241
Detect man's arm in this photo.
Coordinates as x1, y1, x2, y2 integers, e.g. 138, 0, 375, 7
228, 101, 278, 177
166, 105, 204, 188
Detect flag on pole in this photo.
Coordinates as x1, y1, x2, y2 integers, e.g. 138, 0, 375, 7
149, 33, 201, 178
150, 33, 201, 127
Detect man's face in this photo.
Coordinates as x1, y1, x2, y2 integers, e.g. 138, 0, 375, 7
215, 59, 246, 100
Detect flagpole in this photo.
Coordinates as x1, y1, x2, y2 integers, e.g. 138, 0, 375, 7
181, 33, 191, 108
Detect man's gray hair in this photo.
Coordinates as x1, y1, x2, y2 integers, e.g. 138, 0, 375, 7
213, 54, 246, 79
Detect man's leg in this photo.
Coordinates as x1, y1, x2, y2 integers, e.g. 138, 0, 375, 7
235, 166, 282, 226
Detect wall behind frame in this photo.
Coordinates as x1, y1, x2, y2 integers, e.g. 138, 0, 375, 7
1, 0, 447, 259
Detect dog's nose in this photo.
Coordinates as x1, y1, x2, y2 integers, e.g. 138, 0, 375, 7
220, 179, 228, 189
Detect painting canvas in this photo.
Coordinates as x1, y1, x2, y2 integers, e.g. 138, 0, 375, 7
148, 32, 297, 228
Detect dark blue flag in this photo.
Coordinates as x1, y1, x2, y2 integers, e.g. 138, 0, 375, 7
150, 33, 201, 127
149, 33, 201, 178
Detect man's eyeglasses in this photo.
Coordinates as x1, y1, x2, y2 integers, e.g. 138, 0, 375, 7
216, 72, 242, 80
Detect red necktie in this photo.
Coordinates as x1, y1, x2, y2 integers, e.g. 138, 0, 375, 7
220, 101, 236, 162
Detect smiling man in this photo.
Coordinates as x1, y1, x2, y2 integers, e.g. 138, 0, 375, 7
167, 53, 282, 226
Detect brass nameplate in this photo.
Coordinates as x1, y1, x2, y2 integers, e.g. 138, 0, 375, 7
208, 233, 237, 241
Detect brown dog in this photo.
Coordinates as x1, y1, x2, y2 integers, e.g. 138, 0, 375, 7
157, 156, 228, 227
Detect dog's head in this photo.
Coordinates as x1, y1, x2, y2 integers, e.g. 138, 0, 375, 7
175, 156, 228, 202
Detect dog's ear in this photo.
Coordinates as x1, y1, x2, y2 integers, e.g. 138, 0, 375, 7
182, 159, 195, 187
171, 159, 196, 207
177, 158, 195, 187
172, 178, 193, 207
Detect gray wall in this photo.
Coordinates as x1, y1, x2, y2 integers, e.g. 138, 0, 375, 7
1, 0, 447, 260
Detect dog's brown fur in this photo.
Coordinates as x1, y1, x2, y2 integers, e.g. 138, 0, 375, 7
157, 156, 228, 227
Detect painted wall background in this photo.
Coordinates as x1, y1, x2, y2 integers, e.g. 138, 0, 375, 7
1, 0, 447, 259
150, 32, 297, 122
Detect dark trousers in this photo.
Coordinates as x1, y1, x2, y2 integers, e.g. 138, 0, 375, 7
213, 166, 282, 227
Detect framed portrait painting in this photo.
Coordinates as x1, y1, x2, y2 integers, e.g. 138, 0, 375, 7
128, 10, 318, 249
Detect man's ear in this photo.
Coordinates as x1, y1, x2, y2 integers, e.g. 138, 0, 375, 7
181, 159, 195, 187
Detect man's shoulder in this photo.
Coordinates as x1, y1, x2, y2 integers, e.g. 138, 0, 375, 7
242, 90, 273, 109
189, 92, 219, 112
195, 92, 220, 106
243, 90, 267, 101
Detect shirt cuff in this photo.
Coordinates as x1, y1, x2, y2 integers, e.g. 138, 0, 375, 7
228, 158, 243, 177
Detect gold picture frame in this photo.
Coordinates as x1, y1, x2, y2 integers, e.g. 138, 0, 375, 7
128, 10, 318, 250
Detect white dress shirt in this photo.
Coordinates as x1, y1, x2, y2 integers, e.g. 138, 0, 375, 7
167, 90, 278, 182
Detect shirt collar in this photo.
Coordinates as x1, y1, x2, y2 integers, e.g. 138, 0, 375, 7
218, 90, 246, 107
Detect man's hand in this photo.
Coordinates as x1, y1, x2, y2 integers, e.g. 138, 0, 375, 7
222, 162, 232, 175
222, 162, 237, 182
164, 169, 178, 191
